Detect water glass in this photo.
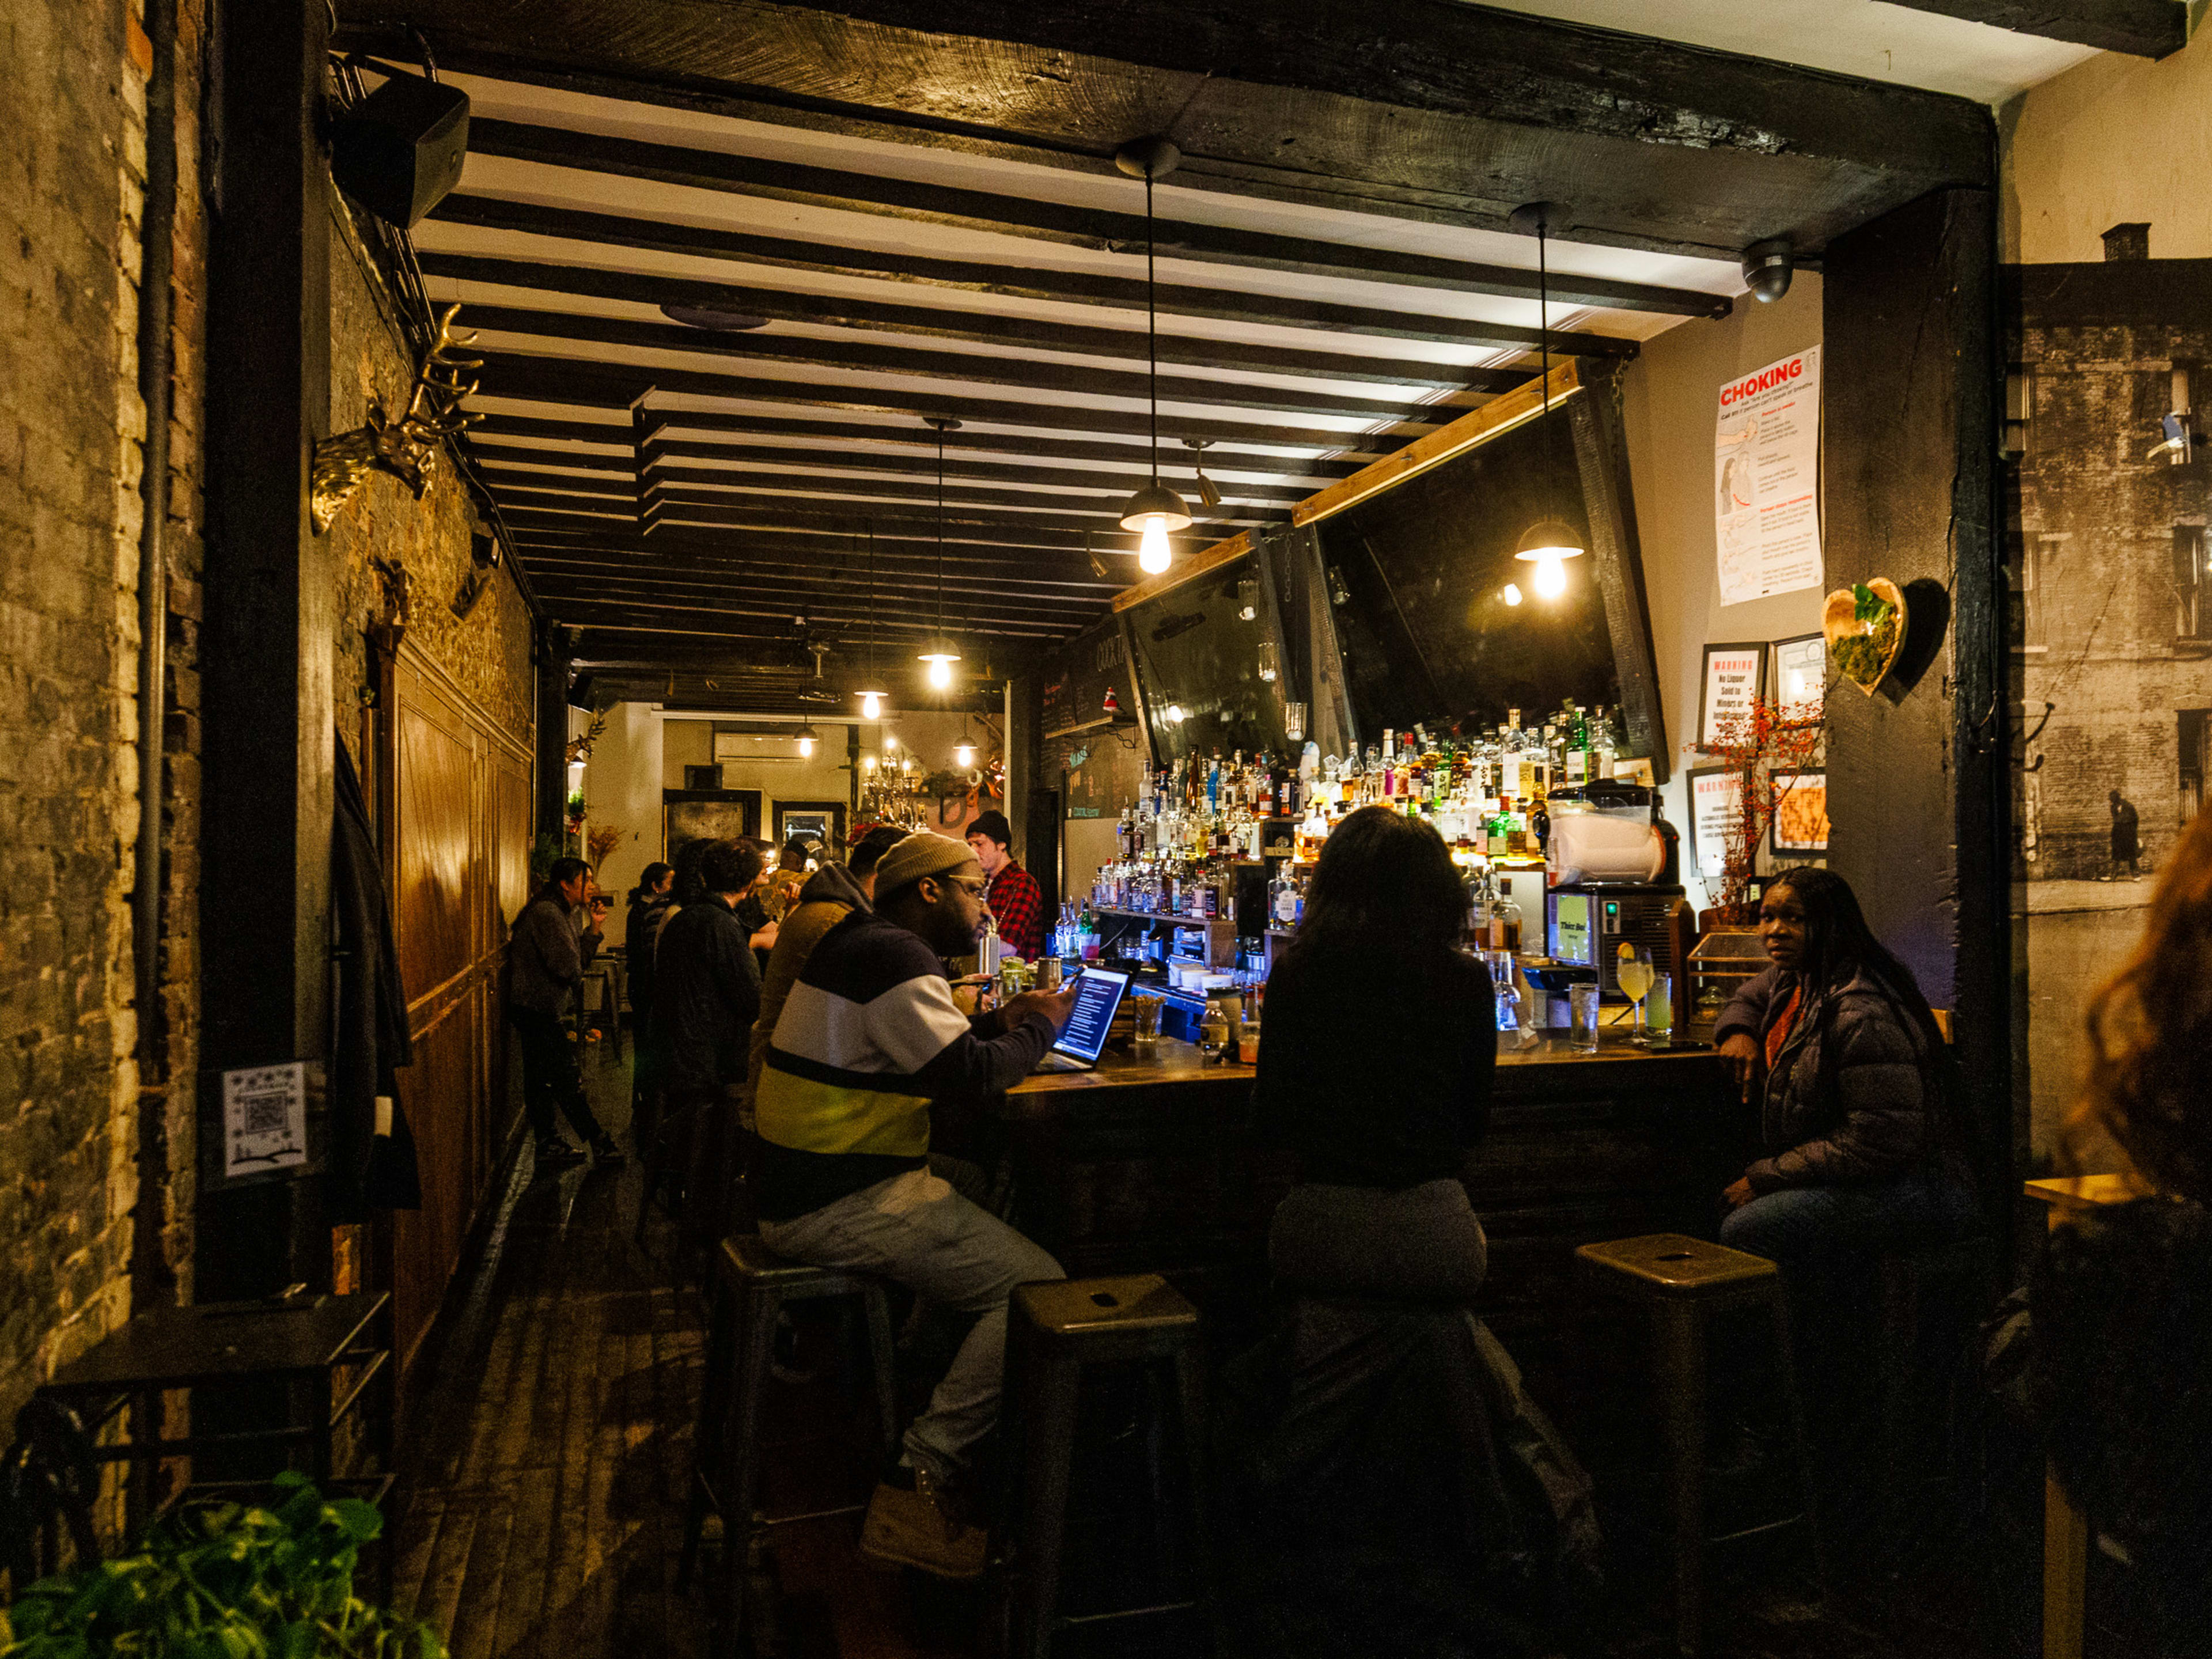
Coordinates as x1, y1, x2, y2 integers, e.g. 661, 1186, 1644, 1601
1130, 994, 1164, 1055
1645, 972, 1674, 1048
1569, 983, 1602, 1052
1037, 956, 1063, 991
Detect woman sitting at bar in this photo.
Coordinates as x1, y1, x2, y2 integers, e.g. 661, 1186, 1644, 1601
1715, 866, 1975, 1269
2027, 811, 2212, 1647
1254, 805, 1495, 1298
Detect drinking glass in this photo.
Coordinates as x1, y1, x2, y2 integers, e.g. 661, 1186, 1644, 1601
1569, 983, 1601, 1052
1130, 994, 1164, 1056
1616, 945, 1656, 1045
1644, 971, 1674, 1050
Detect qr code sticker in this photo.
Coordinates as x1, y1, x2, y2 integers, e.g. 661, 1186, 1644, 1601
239, 1092, 291, 1135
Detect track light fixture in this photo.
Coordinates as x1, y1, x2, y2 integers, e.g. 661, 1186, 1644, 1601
1115, 138, 1192, 576
1181, 438, 1224, 509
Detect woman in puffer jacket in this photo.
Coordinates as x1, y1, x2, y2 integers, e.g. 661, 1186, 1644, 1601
1713, 866, 1978, 1272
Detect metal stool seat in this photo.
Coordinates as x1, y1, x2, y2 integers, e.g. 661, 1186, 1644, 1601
1003, 1275, 1210, 1659
680, 1236, 898, 1652
1577, 1234, 1827, 1657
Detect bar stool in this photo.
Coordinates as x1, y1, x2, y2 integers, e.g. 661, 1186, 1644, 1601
679, 1237, 899, 1646
1001, 1274, 1209, 1659
1576, 1234, 1825, 1658
1874, 1233, 1994, 1525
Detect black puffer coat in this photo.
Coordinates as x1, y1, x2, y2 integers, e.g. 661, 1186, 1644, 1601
1714, 963, 1958, 1194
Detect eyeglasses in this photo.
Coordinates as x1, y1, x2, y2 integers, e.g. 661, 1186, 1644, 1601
946, 877, 988, 899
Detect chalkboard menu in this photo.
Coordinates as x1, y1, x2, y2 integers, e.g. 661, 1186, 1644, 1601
1039, 617, 1146, 819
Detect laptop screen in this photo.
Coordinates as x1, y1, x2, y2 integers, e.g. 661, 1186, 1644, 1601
1051, 968, 1130, 1065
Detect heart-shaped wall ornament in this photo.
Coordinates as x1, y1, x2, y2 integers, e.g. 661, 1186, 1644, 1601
1823, 578, 1907, 696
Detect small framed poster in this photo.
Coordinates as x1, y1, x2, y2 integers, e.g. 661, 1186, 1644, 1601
1698, 642, 1768, 749
1771, 769, 1831, 854
223, 1061, 308, 1179
1686, 767, 1743, 883
1771, 633, 1825, 726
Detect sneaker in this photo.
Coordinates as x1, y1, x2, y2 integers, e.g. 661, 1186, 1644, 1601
858, 1468, 988, 1580
588, 1135, 627, 1166
536, 1138, 587, 1166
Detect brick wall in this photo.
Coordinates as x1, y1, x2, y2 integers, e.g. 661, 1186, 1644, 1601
2014, 300, 2212, 880
0, 0, 206, 1433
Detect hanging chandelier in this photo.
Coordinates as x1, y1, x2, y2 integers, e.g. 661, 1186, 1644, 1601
1506, 201, 1587, 601
916, 415, 963, 689
1115, 137, 1192, 576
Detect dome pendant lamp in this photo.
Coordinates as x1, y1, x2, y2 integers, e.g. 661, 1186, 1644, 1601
1115, 137, 1192, 576
1506, 201, 1587, 601
855, 522, 887, 719
916, 415, 963, 690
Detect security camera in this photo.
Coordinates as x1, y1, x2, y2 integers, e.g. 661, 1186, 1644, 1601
1741, 238, 1794, 304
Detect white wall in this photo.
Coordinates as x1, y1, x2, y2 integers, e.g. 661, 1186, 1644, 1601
1618, 275, 1827, 912
2001, 25, 2212, 263
582, 703, 663, 944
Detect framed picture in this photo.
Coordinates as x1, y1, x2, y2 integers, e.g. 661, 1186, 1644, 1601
1698, 641, 1768, 749
1771, 769, 1830, 854
1685, 767, 1743, 883
1771, 633, 1826, 726
774, 800, 848, 860
663, 789, 761, 861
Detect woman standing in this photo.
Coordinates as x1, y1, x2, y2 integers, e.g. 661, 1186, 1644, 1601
1253, 806, 1494, 1297
1715, 866, 1976, 1267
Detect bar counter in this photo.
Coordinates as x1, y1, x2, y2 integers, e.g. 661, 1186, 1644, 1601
999, 1027, 1743, 1340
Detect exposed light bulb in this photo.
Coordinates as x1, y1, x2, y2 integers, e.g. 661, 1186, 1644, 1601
863, 754, 876, 771
1165, 703, 1185, 724
798, 736, 815, 758
885, 736, 897, 752
1502, 584, 1524, 607
927, 656, 952, 688
1137, 516, 1172, 574
1533, 554, 1568, 600
861, 691, 882, 719
955, 742, 976, 767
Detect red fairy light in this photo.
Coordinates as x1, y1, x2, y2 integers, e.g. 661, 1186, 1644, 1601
1696, 695, 1824, 923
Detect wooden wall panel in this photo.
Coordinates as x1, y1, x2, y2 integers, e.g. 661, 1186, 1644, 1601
385, 645, 532, 1372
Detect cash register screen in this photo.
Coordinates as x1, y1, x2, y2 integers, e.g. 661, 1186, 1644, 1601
1051, 968, 1130, 1065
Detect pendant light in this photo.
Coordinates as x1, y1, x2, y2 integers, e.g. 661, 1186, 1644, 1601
916, 416, 963, 689
855, 522, 887, 719
954, 715, 976, 770
1506, 201, 1586, 601
1115, 137, 1192, 575
796, 723, 819, 759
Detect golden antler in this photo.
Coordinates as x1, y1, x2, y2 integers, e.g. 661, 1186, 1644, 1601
312, 305, 486, 532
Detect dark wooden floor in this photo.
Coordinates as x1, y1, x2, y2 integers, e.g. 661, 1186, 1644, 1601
383, 1037, 2041, 1659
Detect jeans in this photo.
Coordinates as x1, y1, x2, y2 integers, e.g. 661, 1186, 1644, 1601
1269, 1179, 1489, 1301
506, 1004, 608, 1147
759, 1165, 1064, 1482
1718, 1168, 1979, 1271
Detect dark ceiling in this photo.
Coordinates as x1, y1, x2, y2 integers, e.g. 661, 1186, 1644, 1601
334, 0, 2009, 711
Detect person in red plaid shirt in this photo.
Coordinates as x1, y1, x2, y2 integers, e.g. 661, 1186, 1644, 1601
965, 811, 1044, 961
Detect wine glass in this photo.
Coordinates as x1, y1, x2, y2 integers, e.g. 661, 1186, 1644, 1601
1616, 944, 1656, 1045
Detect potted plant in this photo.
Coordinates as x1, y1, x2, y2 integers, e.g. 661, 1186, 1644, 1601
1, 1474, 445, 1657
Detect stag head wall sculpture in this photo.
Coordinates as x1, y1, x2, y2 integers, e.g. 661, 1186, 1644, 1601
312, 304, 484, 532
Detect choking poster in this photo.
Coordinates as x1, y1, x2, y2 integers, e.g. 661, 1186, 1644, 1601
1715, 347, 1823, 605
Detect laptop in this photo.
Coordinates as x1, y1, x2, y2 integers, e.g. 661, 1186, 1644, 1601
1031, 967, 1132, 1073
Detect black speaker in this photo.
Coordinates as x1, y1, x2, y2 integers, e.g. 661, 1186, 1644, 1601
331, 71, 469, 229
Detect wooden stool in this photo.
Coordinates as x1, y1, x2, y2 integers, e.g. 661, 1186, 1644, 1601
1577, 1234, 1825, 1658
1002, 1275, 1208, 1659
679, 1237, 898, 1650
1874, 1234, 1993, 1525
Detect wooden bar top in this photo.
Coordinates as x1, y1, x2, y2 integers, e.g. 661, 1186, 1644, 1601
1009, 1025, 1720, 1097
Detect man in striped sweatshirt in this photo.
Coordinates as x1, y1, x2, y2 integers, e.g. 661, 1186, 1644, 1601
755, 832, 1078, 1579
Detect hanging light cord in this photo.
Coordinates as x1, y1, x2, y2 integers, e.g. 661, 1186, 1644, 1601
1537, 213, 1550, 417
1147, 169, 1160, 490
935, 423, 947, 642
866, 522, 876, 681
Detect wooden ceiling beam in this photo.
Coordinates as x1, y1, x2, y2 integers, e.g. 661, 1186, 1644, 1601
457, 302, 1494, 419
614, 496, 1229, 552
615, 441, 1309, 499
520, 543, 1125, 599
541, 592, 1069, 640
1881, 0, 2184, 56
340, 0, 1991, 262
532, 569, 1101, 628
466, 116, 1730, 316
427, 195, 1641, 357
641, 468, 1290, 522
509, 520, 1148, 572
473, 350, 1425, 452
421, 252, 1547, 387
